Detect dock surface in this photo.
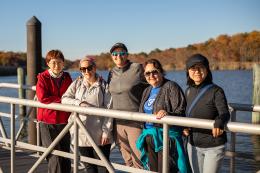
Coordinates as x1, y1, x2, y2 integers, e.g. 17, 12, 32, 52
0, 147, 125, 173
0, 148, 48, 173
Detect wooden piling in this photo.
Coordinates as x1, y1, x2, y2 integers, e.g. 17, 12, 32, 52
17, 67, 26, 117
252, 64, 260, 170
26, 16, 42, 145
17, 67, 27, 140
252, 64, 260, 123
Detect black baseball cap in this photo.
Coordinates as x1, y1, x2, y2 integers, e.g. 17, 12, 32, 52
110, 42, 128, 53
186, 53, 209, 70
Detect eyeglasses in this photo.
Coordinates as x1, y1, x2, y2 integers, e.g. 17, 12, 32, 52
189, 65, 206, 72
80, 65, 94, 73
144, 69, 159, 77
111, 51, 128, 57
48, 60, 64, 66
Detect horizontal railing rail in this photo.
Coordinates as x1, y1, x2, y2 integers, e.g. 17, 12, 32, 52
229, 103, 260, 112
0, 83, 36, 91
0, 96, 259, 135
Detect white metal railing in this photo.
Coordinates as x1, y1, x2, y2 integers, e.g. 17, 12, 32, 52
0, 96, 155, 173
0, 83, 36, 91
0, 96, 260, 173
229, 103, 260, 112
227, 103, 260, 173
0, 83, 260, 173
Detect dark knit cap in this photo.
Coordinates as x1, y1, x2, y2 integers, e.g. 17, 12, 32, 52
186, 53, 209, 69
110, 42, 128, 53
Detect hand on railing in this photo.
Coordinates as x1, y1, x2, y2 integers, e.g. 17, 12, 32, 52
183, 128, 190, 136
79, 101, 95, 107
155, 109, 167, 119
212, 128, 224, 138
101, 134, 109, 145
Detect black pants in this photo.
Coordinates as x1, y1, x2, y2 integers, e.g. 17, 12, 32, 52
145, 135, 178, 173
40, 123, 71, 173
79, 144, 111, 173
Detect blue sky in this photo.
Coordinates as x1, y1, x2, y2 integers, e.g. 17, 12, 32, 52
0, 0, 259, 60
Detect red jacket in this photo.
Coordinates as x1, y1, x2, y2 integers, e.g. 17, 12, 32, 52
36, 70, 72, 124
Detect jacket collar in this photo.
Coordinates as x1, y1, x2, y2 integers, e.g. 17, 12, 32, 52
191, 80, 213, 89
82, 74, 104, 88
114, 60, 131, 73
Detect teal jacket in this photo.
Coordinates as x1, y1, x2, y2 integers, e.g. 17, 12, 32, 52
136, 127, 189, 173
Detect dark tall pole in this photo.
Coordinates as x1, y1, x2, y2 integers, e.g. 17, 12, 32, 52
26, 16, 42, 144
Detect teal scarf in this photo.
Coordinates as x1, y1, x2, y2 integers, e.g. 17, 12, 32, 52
136, 127, 189, 173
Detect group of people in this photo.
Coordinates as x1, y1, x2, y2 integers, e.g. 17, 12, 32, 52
36, 43, 230, 173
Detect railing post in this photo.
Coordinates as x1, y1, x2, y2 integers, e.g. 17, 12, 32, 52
162, 123, 169, 173
10, 104, 16, 173
230, 107, 236, 173
0, 117, 9, 147
74, 114, 79, 173
36, 121, 40, 156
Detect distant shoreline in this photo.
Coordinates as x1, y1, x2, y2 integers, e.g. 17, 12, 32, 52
0, 64, 255, 77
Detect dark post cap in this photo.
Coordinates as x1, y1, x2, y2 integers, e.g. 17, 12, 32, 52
26, 16, 41, 26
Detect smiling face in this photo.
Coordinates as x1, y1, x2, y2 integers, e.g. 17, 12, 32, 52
80, 60, 96, 81
188, 63, 208, 85
111, 48, 128, 68
47, 58, 64, 75
144, 63, 163, 87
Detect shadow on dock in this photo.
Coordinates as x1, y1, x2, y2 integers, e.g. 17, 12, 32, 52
0, 147, 47, 173
0, 147, 126, 173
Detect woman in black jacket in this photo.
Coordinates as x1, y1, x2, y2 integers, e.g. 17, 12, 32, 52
183, 54, 230, 173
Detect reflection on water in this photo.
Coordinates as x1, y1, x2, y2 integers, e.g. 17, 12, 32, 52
0, 70, 259, 172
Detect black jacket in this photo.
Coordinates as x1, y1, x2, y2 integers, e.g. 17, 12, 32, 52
186, 82, 230, 148
139, 78, 186, 128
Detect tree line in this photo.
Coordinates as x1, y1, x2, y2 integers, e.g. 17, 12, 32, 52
1, 30, 260, 71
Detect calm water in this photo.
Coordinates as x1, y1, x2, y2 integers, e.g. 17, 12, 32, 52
0, 70, 259, 172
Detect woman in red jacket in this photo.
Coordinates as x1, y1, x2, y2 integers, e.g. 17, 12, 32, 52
36, 50, 72, 173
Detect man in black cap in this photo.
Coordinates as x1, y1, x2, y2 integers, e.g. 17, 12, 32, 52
108, 42, 147, 169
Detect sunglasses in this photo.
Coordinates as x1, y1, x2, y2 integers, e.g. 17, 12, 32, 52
80, 65, 94, 73
144, 69, 159, 77
111, 51, 128, 57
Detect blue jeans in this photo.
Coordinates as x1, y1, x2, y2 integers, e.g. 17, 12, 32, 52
187, 143, 225, 173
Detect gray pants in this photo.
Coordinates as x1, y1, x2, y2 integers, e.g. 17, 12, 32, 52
40, 123, 71, 173
187, 143, 225, 173
116, 123, 143, 169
